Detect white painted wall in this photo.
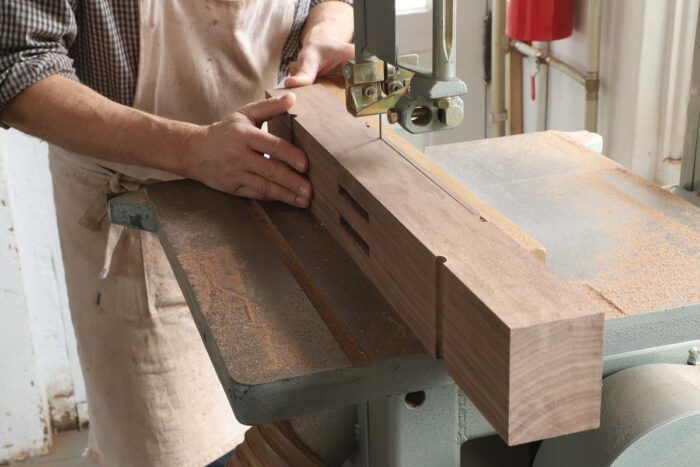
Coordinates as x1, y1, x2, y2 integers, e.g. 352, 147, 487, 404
397, 0, 699, 185
0, 130, 87, 463
530, 0, 699, 185
0, 147, 51, 461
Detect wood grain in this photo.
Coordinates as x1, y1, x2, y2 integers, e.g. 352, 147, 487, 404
268, 84, 604, 445
318, 79, 545, 261
379, 132, 545, 261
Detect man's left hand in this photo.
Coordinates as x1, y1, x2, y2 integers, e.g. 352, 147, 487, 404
284, 1, 354, 88
284, 39, 354, 88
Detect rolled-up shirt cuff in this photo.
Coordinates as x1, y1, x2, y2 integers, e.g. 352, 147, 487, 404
311, 0, 353, 6
0, 52, 78, 128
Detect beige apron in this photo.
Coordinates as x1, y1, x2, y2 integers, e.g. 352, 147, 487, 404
50, 1, 295, 465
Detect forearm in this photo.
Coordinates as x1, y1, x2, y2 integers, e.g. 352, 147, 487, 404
303, 1, 354, 45
2, 75, 198, 175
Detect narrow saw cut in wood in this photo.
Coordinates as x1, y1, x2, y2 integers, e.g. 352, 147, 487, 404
267, 84, 604, 445
318, 79, 546, 261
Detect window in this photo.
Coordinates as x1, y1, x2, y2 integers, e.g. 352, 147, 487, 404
396, 0, 431, 15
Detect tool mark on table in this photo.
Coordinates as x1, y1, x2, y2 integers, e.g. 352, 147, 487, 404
176, 245, 286, 371
574, 282, 626, 317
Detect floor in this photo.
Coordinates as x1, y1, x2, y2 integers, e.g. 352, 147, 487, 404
9, 431, 95, 467
6, 428, 532, 466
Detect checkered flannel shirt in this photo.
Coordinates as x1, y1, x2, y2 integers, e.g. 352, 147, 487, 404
0, 0, 351, 117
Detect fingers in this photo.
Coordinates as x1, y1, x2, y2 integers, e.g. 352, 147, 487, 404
208, 97, 312, 208
233, 173, 310, 208
239, 93, 296, 126
286, 42, 356, 88
236, 140, 311, 206
246, 155, 312, 201
284, 47, 321, 88
318, 42, 354, 75
247, 130, 308, 172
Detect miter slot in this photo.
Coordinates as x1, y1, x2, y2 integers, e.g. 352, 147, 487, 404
249, 201, 370, 366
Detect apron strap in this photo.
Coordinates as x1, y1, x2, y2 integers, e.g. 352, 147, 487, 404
77, 171, 144, 279
100, 224, 126, 279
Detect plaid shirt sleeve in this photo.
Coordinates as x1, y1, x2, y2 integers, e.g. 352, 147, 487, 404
311, 0, 354, 7
0, 0, 79, 118
1, 0, 352, 120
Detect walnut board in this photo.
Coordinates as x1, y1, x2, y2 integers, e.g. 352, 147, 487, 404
268, 84, 604, 445
318, 79, 546, 261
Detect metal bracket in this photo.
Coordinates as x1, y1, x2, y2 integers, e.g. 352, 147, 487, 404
346, 0, 468, 134
107, 189, 157, 232
344, 55, 416, 118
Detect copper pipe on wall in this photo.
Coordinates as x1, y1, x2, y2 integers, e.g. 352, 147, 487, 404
496, 0, 603, 134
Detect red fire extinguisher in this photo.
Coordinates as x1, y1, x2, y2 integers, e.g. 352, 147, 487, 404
506, 0, 574, 42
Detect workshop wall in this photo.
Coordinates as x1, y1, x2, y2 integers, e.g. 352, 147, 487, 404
398, 0, 698, 187
540, 0, 699, 186
0, 131, 87, 463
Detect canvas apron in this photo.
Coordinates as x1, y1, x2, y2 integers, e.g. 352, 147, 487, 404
49, 1, 295, 465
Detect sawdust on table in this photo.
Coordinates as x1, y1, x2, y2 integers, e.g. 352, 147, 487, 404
479, 132, 700, 318
575, 169, 700, 317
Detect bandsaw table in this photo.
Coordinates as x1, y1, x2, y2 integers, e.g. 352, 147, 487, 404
110, 131, 700, 466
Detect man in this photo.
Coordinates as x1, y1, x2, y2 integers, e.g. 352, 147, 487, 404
1, 1, 354, 465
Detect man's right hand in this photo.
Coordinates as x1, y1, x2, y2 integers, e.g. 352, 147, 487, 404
185, 93, 312, 208
3, 76, 311, 208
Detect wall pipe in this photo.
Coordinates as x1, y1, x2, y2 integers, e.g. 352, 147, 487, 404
585, 0, 602, 133
502, 0, 603, 133
490, 0, 507, 137
510, 40, 587, 85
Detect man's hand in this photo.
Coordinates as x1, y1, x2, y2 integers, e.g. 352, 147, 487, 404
4, 80, 312, 209
186, 93, 312, 208
284, 1, 354, 88
285, 39, 354, 88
